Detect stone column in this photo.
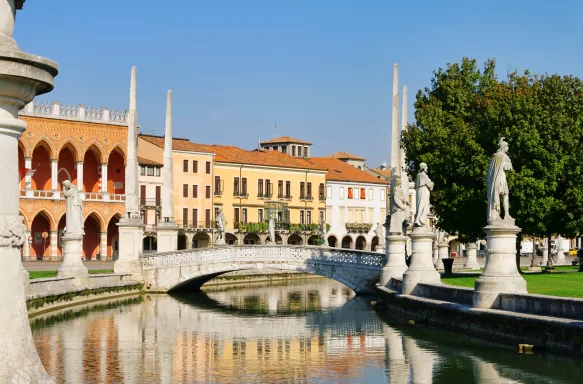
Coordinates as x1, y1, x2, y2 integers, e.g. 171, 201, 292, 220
115, 66, 144, 280
0, 1, 58, 381
404, 336, 436, 384
57, 235, 89, 285
185, 233, 194, 250
390, 63, 400, 170
435, 243, 447, 270
473, 222, 527, 309
49, 230, 58, 261
541, 241, 548, 266
402, 227, 440, 295
50, 159, 58, 192
23, 231, 31, 260
62, 318, 85, 384
24, 157, 32, 196
432, 239, 438, 264
100, 163, 108, 194
556, 238, 568, 265
464, 242, 480, 269
157, 90, 178, 252
99, 232, 107, 260
76, 161, 83, 191
380, 234, 408, 287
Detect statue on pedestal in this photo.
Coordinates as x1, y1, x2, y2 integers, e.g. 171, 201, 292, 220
216, 208, 226, 244
375, 222, 385, 246
268, 218, 276, 244
389, 176, 409, 234
486, 137, 513, 224
321, 219, 328, 246
62, 180, 84, 237
413, 163, 433, 228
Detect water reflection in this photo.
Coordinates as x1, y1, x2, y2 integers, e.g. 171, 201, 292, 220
31, 279, 583, 383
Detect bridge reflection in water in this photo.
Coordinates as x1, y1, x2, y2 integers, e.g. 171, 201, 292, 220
31, 279, 582, 383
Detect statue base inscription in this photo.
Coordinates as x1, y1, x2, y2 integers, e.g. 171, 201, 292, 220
402, 227, 441, 295
473, 222, 527, 309
380, 234, 408, 286
57, 235, 89, 286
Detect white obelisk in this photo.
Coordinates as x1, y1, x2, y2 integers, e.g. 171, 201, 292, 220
114, 66, 145, 280
157, 90, 178, 252
390, 64, 400, 172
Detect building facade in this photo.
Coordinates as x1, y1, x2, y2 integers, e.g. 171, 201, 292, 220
309, 158, 388, 251
260, 136, 312, 158
18, 101, 127, 260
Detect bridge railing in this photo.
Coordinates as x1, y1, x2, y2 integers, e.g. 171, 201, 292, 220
142, 244, 385, 270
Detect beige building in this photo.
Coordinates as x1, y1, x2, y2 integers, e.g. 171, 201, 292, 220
260, 136, 312, 158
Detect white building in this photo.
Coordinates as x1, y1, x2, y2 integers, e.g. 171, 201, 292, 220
310, 158, 389, 251
137, 155, 163, 252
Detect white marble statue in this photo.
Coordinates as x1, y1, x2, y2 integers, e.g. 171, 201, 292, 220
63, 180, 84, 237
375, 222, 385, 246
413, 163, 434, 227
486, 137, 513, 224
321, 220, 328, 246
216, 208, 226, 242
268, 218, 276, 244
389, 176, 409, 234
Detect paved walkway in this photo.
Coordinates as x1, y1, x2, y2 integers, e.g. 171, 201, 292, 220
23, 261, 114, 271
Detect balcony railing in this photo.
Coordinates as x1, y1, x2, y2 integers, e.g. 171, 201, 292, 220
175, 220, 215, 230
300, 195, 313, 201
319, 194, 326, 201
233, 191, 249, 198
19, 189, 125, 202
345, 223, 373, 232
140, 198, 161, 207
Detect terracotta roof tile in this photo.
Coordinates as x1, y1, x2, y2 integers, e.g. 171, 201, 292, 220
260, 136, 312, 145
137, 156, 162, 166
139, 134, 326, 171
324, 152, 366, 161
367, 167, 392, 179
308, 157, 389, 185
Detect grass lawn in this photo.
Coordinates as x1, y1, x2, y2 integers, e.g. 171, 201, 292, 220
29, 270, 113, 279
442, 266, 583, 298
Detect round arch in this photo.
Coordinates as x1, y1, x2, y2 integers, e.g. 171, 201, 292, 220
18, 140, 30, 160
57, 141, 80, 163
31, 140, 53, 190
371, 236, 380, 252
307, 235, 321, 245
30, 208, 56, 231
143, 235, 157, 252
105, 144, 127, 161
57, 144, 78, 190
287, 233, 303, 245
341, 236, 353, 249
107, 147, 125, 194
328, 235, 338, 248
30, 211, 53, 260
225, 233, 238, 245
83, 145, 102, 193
19, 210, 29, 230
243, 233, 260, 245
355, 236, 367, 251
193, 232, 210, 248
18, 143, 26, 190
83, 213, 103, 260
83, 210, 106, 231
31, 136, 57, 159
107, 213, 122, 260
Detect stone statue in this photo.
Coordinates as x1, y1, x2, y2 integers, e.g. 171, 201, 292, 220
62, 180, 84, 237
389, 176, 409, 234
321, 220, 328, 246
486, 137, 513, 224
268, 218, 276, 244
0, 215, 26, 247
216, 208, 226, 243
375, 222, 385, 246
413, 163, 434, 227
437, 229, 448, 245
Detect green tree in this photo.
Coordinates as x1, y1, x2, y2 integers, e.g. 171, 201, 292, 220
403, 58, 583, 268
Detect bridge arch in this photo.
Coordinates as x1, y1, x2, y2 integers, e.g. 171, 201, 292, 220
142, 245, 383, 294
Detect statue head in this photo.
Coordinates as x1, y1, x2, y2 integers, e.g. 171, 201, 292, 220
394, 177, 402, 186
419, 163, 428, 173
498, 137, 509, 153
62, 180, 72, 189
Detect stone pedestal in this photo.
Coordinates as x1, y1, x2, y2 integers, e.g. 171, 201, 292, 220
432, 241, 438, 265
0, 2, 59, 380
540, 244, 548, 266
555, 239, 568, 265
156, 221, 178, 252
473, 222, 527, 309
464, 243, 480, 269
215, 236, 226, 246
402, 228, 440, 295
57, 235, 89, 286
380, 235, 408, 286
114, 217, 144, 280
435, 243, 447, 270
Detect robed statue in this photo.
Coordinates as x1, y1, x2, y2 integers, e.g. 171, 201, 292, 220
375, 222, 385, 246
321, 219, 328, 246
268, 218, 276, 244
216, 208, 226, 243
62, 180, 84, 237
413, 163, 433, 227
486, 137, 513, 224
389, 176, 409, 234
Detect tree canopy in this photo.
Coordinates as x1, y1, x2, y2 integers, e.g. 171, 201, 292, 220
402, 57, 583, 242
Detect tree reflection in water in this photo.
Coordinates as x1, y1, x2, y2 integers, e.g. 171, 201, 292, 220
31, 278, 583, 383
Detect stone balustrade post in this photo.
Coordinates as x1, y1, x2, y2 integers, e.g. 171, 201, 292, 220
102, 106, 110, 121
51, 100, 60, 115
78, 104, 85, 119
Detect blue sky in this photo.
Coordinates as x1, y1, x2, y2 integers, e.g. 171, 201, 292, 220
15, 0, 583, 167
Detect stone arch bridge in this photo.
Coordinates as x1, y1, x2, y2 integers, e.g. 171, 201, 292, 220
142, 245, 384, 294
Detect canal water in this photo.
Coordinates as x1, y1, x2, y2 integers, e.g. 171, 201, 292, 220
31, 278, 582, 383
